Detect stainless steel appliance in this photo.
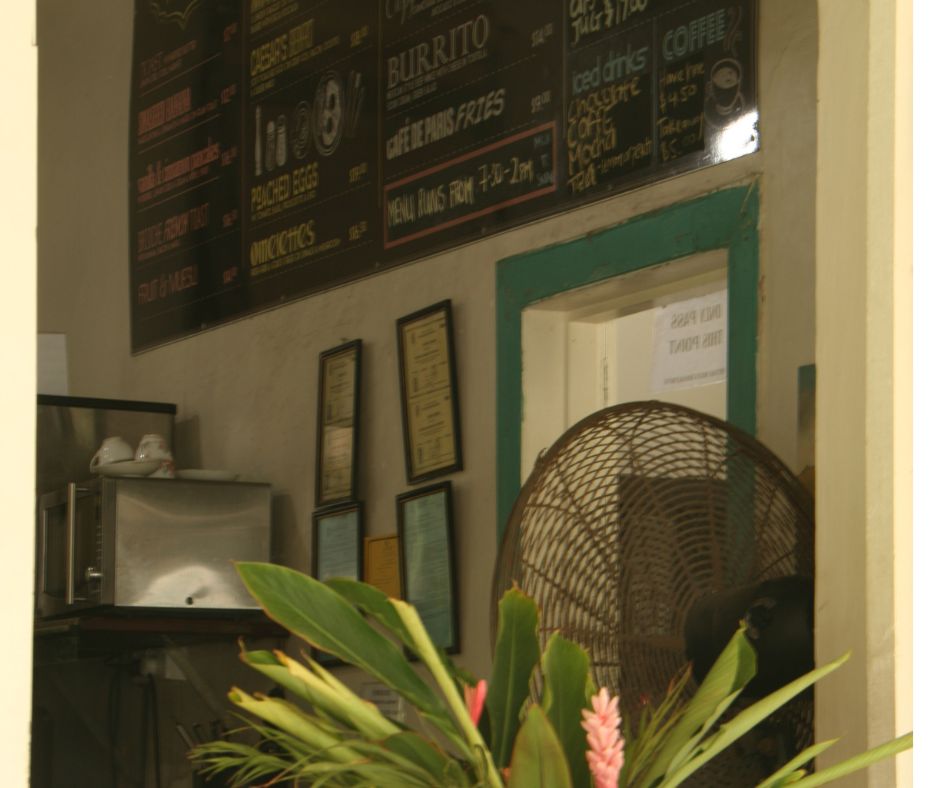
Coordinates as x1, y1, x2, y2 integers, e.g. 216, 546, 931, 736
36, 476, 272, 618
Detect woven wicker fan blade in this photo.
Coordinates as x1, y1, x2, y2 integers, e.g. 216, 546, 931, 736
492, 401, 815, 788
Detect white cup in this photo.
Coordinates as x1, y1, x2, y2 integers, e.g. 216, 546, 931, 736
136, 433, 172, 462
89, 436, 133, 471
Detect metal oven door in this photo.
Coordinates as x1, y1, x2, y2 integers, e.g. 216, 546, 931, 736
36, 481, 104, 617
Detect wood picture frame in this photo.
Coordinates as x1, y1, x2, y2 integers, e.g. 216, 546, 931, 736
396, 481, 459, 654
316, 339, 362, 506
396, 300, 463, 484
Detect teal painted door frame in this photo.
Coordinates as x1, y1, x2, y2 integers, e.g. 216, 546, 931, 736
495, 184, 760, 537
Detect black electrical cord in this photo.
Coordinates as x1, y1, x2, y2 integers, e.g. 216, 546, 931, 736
149, 674, 162, 788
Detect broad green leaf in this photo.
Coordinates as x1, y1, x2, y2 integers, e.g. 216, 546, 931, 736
390, 599, 502, 783
642, 624, 756, 786
235, 563, 451, 727
326, 577, 478, 692
227, 688, 358, 762
664, 676, 745, 774
622, 668, 691, 785
659, 650, 852, 788
278, 651, 401, 740
382, 732, 464, 786
755, 739, 837, 788
784, 732, 912, 788
486, 588, 541, 767
326, 577, 417, 649
240, 647, 314, 702
540, 634, 594, 788
507, 705, 573, 788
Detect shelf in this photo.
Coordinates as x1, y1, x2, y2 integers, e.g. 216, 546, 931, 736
33, 610, 287, 664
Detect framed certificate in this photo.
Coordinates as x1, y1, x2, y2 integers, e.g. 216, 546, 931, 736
364, 535, 401, 599
316, 340, 361, 506
396, 482, 459, 654
313, 502, 363, 583
396, 301, 463, 483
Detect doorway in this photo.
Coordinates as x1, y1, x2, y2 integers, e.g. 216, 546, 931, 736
520, 251, 728, 481
495, 186, 759, 535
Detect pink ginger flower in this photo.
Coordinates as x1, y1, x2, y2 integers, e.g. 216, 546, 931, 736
464, 679, 487, 726
581, 688, 625, 788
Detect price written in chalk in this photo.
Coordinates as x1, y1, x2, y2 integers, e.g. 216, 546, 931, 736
348, 220, 368, 241
222, 208, 238, 228
221, 145, 238, 167
349, 161, 369, 185
350, 24, 370, 47
531, 22, 554, 48
531, 89, 552, 114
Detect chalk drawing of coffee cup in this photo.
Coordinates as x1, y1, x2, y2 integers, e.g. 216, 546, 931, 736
710, 58, 742, 114
314, 71, 345, 157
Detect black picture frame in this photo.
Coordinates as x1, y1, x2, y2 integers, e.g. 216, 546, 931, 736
396, 300, 463, 484
312, 501, 364, 666
315, 339, 362, 506
396, 482, 459, 654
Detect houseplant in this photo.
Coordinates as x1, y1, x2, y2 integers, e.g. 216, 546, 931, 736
193, 563, 911, 786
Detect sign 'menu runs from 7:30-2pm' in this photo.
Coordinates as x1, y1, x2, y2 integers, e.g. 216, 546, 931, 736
128, 0, 756, 351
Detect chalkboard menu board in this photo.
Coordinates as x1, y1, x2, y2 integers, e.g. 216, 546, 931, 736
130, 0, 757, 350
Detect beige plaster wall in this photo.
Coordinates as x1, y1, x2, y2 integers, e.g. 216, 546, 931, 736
37, 0, 820, 781
816, 0, 913, 783
1, 5, 36, 785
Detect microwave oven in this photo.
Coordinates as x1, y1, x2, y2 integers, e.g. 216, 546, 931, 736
36, 476, 272, 619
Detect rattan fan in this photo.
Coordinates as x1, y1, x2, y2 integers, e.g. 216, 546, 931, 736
492, 401, 815, 786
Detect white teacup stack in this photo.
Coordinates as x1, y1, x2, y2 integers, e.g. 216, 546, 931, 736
89, 436, 134, 472
136, 433, 176, 478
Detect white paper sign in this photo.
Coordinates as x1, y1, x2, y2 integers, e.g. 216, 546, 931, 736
650, 290, 727, 393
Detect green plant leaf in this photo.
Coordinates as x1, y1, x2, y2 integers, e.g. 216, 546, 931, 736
278, 650, 402, 740
235, 563, 452, 728
622, 668, 692, 786
227, 688, 358, 761
382, 732, 463, 786
540, 634, 594, 788
507, 705, 573, 788
240, 647, 314, 702
326, 577, 479, 694
486, 588, 541, 768
658, 650, 852, 788
390, 599, 502, 783
754, 739, 837, 788
326, 577, 418, 649
783, 732, 912, 787
642, 624, 756, 786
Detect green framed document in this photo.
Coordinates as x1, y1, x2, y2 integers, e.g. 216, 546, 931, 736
313, 502, 363, 583
396, 482, 459, 654
312, 502, 363, 666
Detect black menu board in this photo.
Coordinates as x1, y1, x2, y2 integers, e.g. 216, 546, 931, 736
130, 0, 756, 350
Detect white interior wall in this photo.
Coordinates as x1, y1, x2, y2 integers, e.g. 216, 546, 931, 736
520, 269, 727, 481
37, 0, 819, 747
